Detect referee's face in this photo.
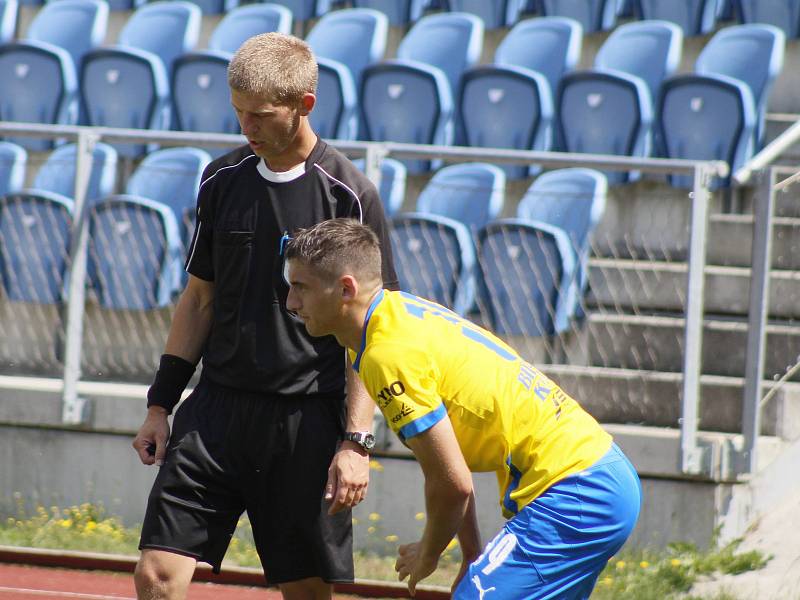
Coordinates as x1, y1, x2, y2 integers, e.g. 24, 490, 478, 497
231, 89, 302, 160
286, 259, 340, 338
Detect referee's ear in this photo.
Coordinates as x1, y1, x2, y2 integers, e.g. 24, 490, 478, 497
299, 92, 316, 116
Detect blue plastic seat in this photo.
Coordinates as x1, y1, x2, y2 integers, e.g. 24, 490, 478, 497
0, 0, 18, 44
557, 70, 653, 184
25, 0, 108, 69
351, 0, 432, 25
0, 192, 73, 304
540, 0, 617, 32
309, 57, 358, 140
0, 142, 26, 196
0, 41, 78, 151
695, 24, 785, 147
716, 0, 739, 21
352, 157, 407, 216
266, 0, 331, 20
415, 162, 506, 233
638, 0, 718, 35
207, 4, 292, 54
390, 213, 476, 315
28, 142, 118, 202
476, 218, 577, 336
459, 64, 553, 179
172, 51, 238, 138
360, 59, 454, 173
658, 73, 756, 188
448, 0, 528, 28
739, 0, 800, 38
88, 196, 183, 309
494, 17, 582, 105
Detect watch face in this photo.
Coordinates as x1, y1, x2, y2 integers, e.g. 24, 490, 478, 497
363, 433, 376, 449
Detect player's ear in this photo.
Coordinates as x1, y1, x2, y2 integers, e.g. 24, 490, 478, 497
341, 274, 358, 302
299, 92, 315, 116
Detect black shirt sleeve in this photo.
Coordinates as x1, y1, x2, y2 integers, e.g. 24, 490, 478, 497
360, 184, 399, 291
184, 168, 215, 282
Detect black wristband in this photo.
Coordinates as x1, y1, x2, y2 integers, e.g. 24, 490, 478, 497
147, 354, 196, 414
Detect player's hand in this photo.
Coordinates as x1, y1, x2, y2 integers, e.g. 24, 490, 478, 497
132, 406, 170, 466
396, 541, 439, 597
325, 441, 369, 515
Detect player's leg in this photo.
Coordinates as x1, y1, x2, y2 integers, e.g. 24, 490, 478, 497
278, 577, 333, 600
134, 550, 196, 600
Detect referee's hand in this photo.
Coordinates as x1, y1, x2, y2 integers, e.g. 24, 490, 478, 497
133, 406, 170, 466
325, 442, 369, 515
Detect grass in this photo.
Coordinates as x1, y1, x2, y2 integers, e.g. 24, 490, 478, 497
0, 499, 772, 599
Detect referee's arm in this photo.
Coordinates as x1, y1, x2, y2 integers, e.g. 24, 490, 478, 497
163, 274, 214, 364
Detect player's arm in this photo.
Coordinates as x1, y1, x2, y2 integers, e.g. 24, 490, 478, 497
397, 416, 473, 595
452, 490, 481, 593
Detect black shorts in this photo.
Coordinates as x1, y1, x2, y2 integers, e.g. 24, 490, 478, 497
139, 378, 353, 584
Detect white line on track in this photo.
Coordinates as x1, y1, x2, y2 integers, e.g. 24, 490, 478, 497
0, 586, 135, 599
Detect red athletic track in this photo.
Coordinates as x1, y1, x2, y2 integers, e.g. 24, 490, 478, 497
0, 547, 449, 600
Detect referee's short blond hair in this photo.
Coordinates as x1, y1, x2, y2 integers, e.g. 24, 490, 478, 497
228, 32, 318, 105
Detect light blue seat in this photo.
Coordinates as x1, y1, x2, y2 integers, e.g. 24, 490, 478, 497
617, 0, 638, 18
739, 0, 800, 38
88, 196, 183, 309
352, 157, 407, 216
0, 0, 18, 44
360, 59, 454, 173
459, 64, 553, 179
208, 4, 292, 54
716, 0, 739, 21
0, 41, 78, 151
351, 0, 432, 25
494, 17, 582, 108
107, 0, 134, 10
307, 8, 388, 89
28, 142, 118, 202
540, 0, 618, 32
476, 218, 577, 336
0, 192, 73, 304
265, 0, 331, 20
658, 72, 756, 189
310, 57, 358, 140
695, 24, 785, 147
415, 162, 505, 233
448, 0, 528, 28
0, 142, 26, 196
26, 0, 108, 68
638, 0, 718, 35
390, 213, 476, 315
172, 50, 238, 139
80, 46, 170, 157
557, 70, 653, 184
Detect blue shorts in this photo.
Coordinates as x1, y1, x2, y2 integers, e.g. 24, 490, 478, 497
453, 443, 641, 600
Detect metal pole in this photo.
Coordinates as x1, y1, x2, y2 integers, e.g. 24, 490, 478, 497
363, 143, 387, 198
680, 165, 712, 475
61, 130, 99, 424
739, 168, 776, 474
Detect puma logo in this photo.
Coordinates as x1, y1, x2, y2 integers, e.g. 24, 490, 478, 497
472, 574, 496, 599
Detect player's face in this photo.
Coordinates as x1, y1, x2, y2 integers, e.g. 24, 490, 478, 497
231, 89, 302, 159
286, 259, 341, 338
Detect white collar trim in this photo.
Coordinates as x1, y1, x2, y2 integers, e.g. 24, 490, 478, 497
256, 158, 306, 182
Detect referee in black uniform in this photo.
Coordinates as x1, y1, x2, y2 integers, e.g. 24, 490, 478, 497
131, 32, 399, 600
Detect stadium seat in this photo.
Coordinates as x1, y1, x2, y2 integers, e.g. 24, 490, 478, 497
459, 64, 553, 179
0, 192, 73, 304
25, 0, 108, 69
309, 57, 358, 140
360, 59, 454, 173
352, 157, 407, 216
540, 0, 618, 32
351, 0, 432, 25
107, 0, 134, 10
415, 162, 506, 233
557, 70, 653, 184
0, 41, 78, 151
638, 0, 718, 36
0, 142, 26, 196
695, 24, 785, 147
657, 73, 756, 188
494, 17, 582, 108
207, 4, 293, 54
28, 142, 118, 202
476, 218, 577, 336
172, 51, 238, 139
266, 0, 332, 21
617, 0, 639, 18
739, 0, 800, 38
448, 0, 528, 29
0, 0, 18, 45
390, 213, 476, 315
88, 196, 183, 309
716, 0, 740, 21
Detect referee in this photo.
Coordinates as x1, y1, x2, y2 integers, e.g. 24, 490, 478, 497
131, 33, 398, 600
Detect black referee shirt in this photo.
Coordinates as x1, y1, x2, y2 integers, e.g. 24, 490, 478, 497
185, 138, 399, 397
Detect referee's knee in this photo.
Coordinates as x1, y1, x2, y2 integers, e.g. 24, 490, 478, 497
134, 549, 195, 600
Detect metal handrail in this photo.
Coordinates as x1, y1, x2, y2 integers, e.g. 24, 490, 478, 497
734, 116, 800, 185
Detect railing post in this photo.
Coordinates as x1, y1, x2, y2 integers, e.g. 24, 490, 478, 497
61, 130, 99, 424
681, 165, 713, 475
363, 143, 387, 196
739, 167, 776, 475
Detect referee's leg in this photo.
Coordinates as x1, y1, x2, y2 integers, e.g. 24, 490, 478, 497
279, 578, 333, 600
134, 550, 196, 600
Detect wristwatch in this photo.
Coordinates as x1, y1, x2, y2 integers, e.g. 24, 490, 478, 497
343, 431, 376, 452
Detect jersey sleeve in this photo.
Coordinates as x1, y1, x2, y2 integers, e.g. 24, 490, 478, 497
358, 343, 446, 441
184, 167, 214, 281
359, 186, 399, 291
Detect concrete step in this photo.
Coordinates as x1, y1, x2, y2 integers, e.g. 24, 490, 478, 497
707, 214, 800, 270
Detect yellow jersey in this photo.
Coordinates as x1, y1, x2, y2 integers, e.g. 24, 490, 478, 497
349, 290, 612, 518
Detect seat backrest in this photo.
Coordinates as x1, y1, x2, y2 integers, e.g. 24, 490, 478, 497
638, 0, 718, 35
494, 17, 582, 97
0, 142, 26, 196
476, 218, 576, 336
541, 0, 617, 32
0, 192, 73, 303
26, 0, 108, 68
351, 0, 429, 25
32, 142, 118, 201
208, 4, 292, 54
352, 157, 407, 216
415, 162, 506, 233
119, 1, 201, 74
390, 212, 475, 315
739, 0, 800, 38
397, 12, 484, 95
1, 0, 18, 44
309, 57, 358, 140
448, 0, 527, 29
307, 8, 387, 89
594, 19, 683, 101
172, 51, 239, 135
459, 64, 553, 179
267, 0, 331, 21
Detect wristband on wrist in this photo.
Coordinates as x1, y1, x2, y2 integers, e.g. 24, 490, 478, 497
146, 354, 196, 414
